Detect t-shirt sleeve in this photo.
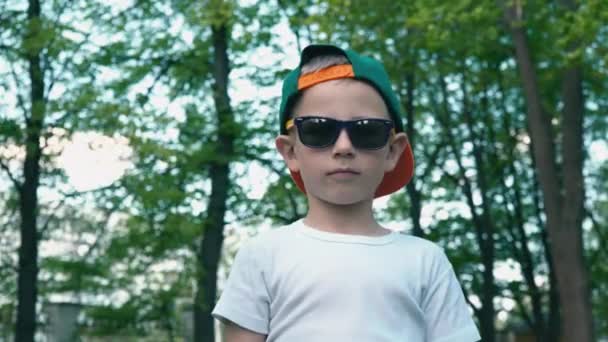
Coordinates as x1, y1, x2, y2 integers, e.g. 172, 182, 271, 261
421, 246, 481, 342
212, 240, 270, 335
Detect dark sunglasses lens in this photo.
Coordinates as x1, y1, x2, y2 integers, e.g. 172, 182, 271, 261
349, 120, 390, 149
298, 118, 338, 147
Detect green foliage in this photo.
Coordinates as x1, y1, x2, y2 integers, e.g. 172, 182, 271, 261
0, 118, 23, 143
1, 0, 606, 339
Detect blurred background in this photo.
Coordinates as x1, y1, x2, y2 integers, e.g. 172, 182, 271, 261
0, 0, 606, 341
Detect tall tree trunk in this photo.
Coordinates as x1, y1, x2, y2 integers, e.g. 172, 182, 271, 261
531, 148, 562, 342
15, 0, 44, 341
497, 94, 546, 339
503, 2, 593, 341
461, 74, 496, 342
403, 71, 424, 238
509, 169, 547, 340
194, 23, 234, 342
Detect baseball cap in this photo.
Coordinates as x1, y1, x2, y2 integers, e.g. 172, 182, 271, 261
279, 44, 415, 198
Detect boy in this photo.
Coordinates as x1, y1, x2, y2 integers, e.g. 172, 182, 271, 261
212, 44, 481, 341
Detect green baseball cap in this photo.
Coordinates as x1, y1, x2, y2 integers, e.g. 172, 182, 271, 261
279, 44, 415, 197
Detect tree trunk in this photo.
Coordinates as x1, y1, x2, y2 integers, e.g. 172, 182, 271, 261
461, 76, 496, 342
402, 71, 424, 238
510, 170, 547, 340
502, 2, 593, 341
531, 148, 562, 342
194, 24, 234, 342
15, 0, 44, 341
496, 67, 549, 340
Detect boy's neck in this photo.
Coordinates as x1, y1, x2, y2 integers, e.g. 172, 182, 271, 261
303, 196, 390, 236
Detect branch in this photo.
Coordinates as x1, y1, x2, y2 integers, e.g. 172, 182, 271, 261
45, 31, 93, 98
142, 57, 176, 101
0, 44, 15, 51
43, 0, 75, 97
9, 63, 29, 119
586, 206, 607, 264
0, 158, 22, 191
58, 182, 120, 198
37, 183, 121, 240
82, 207, 117, 262
420, 134, 445, 181
510, 284, 535, 329
38, 197, 67, 240
242, 152, 305, 220
276, 0, 303, 51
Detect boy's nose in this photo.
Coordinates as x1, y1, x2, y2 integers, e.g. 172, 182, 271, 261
332, 129, 355, 156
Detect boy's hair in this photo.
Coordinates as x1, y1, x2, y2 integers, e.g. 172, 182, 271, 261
300, 55, 350, 74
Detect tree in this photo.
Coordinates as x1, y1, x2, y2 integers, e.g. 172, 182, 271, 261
77, 1, 282, 340
0, 0, 146, 339
194, 18, 235, 342
501, 0, 606, 340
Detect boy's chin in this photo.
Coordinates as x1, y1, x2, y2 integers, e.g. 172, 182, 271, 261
311, 190, 375, 206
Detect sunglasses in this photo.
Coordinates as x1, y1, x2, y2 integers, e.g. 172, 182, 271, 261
285, 116, 394, 150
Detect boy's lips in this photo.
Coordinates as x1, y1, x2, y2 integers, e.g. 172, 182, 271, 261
327, 168, 360, 176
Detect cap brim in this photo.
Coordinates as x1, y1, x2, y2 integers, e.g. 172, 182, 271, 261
289, 143, 414, 198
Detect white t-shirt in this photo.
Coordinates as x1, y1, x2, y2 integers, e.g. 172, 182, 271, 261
213, 220, 481, 342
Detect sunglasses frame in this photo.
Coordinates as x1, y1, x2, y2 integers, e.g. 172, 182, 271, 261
285, 116, 395, 150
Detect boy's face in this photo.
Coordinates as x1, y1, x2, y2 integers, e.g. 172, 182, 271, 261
275, 79, 408, 205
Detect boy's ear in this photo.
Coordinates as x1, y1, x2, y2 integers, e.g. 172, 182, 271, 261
385, 132, 408, 172
275, 134, 300, 172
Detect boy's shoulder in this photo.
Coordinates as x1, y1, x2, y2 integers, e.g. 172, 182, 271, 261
391, 231, 450, 266
241, 220, 301, 249
232, 221, 296, 252
394, 231, 445, 251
